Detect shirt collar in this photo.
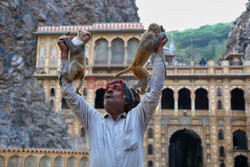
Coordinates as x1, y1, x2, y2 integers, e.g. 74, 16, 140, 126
103, 112, 127, 119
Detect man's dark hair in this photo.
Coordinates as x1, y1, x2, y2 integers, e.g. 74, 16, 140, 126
122, 82, 140, 112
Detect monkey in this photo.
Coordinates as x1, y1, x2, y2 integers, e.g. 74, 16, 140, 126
59, 30, 91, 95
115, 23, 167, 94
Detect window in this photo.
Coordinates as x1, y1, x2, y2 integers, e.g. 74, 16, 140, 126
127, 38, 139, 64
50, 46, 57, 67
94, 38, 109, 64
218, 129, 224, 140
39, 46, 45, 67
111, 38, 125, 64
148, 144, 153, 154
217, 87, 222, 96
217, 100, 222, 110
148, 128, 154, 138
50, 88, 55, 96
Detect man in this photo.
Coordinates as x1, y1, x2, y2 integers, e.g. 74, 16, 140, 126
59, 32, 167, 167
199, 58, 206, 66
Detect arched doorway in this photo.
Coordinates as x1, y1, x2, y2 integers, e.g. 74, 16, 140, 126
233, 130, 248, 150
161, 88, 174, 109
178, 88, 191, 109
169, 129, 203, 167
231, 88, 245, 110
95, 88, 105, 109
195, 88, 208, 110
234, 155, 248, 167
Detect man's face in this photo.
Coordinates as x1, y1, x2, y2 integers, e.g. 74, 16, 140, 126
104, 80, 126, 112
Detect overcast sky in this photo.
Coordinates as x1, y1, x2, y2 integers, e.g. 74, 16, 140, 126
136, 0, 248, 31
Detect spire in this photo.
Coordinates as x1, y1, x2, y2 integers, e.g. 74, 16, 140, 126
169, 41, 176, 55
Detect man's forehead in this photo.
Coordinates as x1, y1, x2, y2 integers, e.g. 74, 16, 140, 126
106, 79, 124, 87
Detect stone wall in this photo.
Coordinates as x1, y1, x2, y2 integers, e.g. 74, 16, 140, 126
218, 2, 250, 62
0, 0, 139, 148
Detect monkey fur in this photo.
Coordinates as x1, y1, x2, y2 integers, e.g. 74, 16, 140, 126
115, 23, 167, 94
59, 30, 91, 94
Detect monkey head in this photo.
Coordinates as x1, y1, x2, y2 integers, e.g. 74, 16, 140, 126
77, 30, 92, 43
148, 23, 165, 36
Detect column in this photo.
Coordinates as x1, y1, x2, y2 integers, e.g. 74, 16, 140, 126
225, 118, 233, 167
154, 107, 161, 167
210, 117, 219, 167
108, 41, 112, 65
191, 91, 195, 115
124, 41, 128, 65
174, 90, 178, 115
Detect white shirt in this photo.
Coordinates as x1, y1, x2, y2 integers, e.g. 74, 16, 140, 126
60, 53, 165, 167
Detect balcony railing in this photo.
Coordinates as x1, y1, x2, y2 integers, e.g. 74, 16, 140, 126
0, 147, 89, 167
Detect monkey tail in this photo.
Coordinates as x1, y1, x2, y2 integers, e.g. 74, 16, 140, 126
114, 66, 133, 79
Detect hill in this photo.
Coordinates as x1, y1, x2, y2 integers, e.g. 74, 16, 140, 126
166, 22, 232, 63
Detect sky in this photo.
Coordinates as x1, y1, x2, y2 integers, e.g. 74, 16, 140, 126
136, 0, 248, 31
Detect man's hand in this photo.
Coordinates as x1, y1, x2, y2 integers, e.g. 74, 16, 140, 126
156, 35, 168, 54
58, 39, 68, 60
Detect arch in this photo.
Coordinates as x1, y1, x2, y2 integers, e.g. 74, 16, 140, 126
126, 38, 140, 64
54, 156, 64, 167
169, 129, 203, 167
195, 88, 208, 110
94, 38, 109, 64
148, 128, 154, 138
161, 88, 174, 109
67, 156, 77, 167
219, 146, 225, 157
218, 129, 224, 140
233, 130, 248, 150
178, 88, 191, 109
24, 156, 37, 167
8, 155, 21, 167
111, 38, 125, 64
50, 88, 55, 96
217, 100, 222, 110
231, 88, 245, 110
234, 155, 248, 167
217, 87, 222, 96
80, 157, 89, 167
39, 156, 50, 167
148, 160, 154, 167
61, 98, 69, 109
148, 144, 153, 154
95, 88, 105, 109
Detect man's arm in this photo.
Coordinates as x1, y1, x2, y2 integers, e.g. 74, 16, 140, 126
135, 36, 168, 131
58, 41, 98, 130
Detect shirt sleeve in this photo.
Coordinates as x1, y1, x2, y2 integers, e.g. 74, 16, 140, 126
60, 60, 99, 130
135, 53, 165, 131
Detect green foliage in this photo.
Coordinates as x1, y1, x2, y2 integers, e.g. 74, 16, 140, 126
166, 22, 232, 62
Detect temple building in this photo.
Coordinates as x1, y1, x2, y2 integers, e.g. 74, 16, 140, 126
33, 23, 250, 167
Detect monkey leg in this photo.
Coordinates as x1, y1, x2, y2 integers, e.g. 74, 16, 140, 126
76, 78, 84, 96
65, 61, 83, 82
133, 66, 150, 94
